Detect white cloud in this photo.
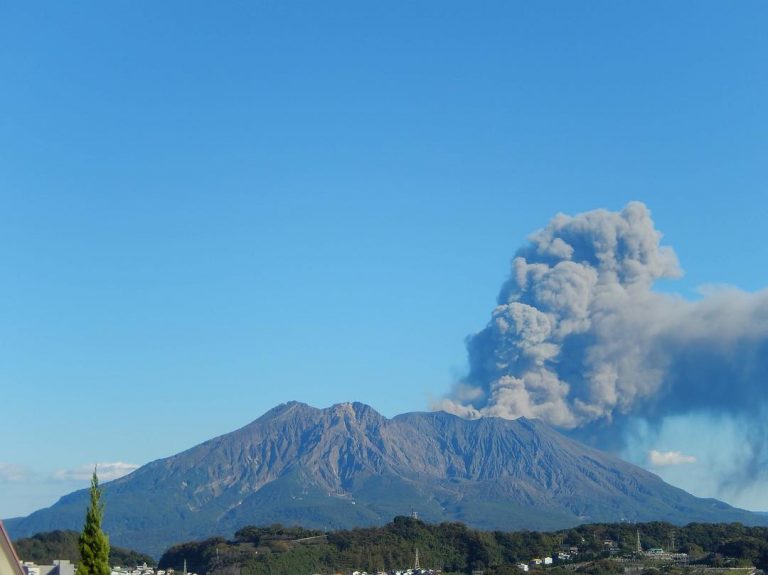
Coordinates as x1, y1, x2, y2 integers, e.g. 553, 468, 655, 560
53, 462, 140, 482
648, 449, 697, 466
0, 463, 27, 482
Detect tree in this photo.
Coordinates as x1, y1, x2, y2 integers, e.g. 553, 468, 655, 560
78, 469, 110, 575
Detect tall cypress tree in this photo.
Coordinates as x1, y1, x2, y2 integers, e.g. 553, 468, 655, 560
78, 469, 110, 575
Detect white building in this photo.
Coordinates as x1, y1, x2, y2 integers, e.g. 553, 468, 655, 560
21, 560, 74, 575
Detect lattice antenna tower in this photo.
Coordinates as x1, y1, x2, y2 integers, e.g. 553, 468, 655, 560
414, 547, 420, 571
636, 530, 642, 554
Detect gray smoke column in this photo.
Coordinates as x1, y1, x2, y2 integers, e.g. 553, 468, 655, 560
438, 202, 768, 489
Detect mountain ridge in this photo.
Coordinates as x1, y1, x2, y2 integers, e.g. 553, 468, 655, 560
5, 401, 764, 557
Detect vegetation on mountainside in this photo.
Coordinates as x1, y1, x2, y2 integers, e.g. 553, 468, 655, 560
158, 517, 768, 575
13, 530, 155, 567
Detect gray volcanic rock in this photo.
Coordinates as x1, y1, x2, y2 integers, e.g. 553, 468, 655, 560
5, 402, 763, 557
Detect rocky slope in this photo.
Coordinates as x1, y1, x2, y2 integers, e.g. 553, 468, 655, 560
5, 402, 763, 557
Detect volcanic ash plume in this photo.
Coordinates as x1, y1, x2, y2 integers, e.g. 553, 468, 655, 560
438, 202, 768, 474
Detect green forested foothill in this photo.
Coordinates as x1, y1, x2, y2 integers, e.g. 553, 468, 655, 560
157, 518, 768, 575
12, 530, 155, 567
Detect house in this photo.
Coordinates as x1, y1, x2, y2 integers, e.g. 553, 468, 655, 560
21, 560, 74, 575
0, 521, 25, 575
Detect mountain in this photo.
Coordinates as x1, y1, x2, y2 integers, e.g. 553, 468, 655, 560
5, 402, 764, 557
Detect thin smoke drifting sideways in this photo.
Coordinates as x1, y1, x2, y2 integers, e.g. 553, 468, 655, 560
438, 202, 768, 492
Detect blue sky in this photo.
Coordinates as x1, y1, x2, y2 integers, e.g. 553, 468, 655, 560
1, 1, 767, 518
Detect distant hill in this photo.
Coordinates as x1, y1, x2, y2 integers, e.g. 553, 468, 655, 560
13, 530, 154, 567
158, 517, 768, 575
5, 402, 766, 557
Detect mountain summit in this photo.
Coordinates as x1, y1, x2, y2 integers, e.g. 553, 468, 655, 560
5, 402, 762, 556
